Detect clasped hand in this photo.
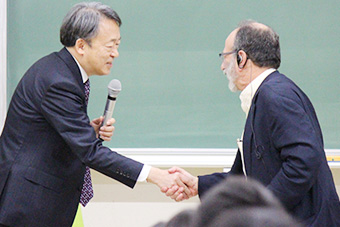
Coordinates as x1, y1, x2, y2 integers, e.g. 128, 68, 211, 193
148, 167, 198, 202
90, 117, 198, 201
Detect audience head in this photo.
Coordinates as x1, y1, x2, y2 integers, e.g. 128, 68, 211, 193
155, 176, 303, 227
153, 209, 195, 227
192, 176, 297, 226
207, 207, 303, 227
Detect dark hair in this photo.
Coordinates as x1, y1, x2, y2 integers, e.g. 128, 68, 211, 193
153, 210, 195, 227
210, 207, 303, 227
60, 2, 121, 47
154, 177, 302, 227
192, 177, 302, 227
234, 20, 281, 69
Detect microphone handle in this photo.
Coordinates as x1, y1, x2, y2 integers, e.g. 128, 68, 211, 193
101, 96, 117, 127
99, 97, 116, 141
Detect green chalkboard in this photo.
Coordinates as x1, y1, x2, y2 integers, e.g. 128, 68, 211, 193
7, 0, 340, 148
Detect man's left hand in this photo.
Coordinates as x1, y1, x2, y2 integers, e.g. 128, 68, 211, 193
90, 116, 116, 141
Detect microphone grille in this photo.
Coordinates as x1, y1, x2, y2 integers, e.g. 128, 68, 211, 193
108, 79, 122, 97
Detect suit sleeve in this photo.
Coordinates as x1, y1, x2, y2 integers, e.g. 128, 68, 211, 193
259, 86, 324, 210
198, 149, 244, 199
40, 79, 143, 188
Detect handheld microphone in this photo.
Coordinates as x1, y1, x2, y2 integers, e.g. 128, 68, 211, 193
101, 79, 121, 128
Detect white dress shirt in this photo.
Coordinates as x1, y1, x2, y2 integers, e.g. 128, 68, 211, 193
71, 52, 151, 182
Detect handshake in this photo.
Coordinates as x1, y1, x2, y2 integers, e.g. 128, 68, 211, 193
147, 166, 199, 202
97, 119, 198, 201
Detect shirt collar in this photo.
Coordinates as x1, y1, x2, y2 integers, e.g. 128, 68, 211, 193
239, 68, 276, 116
67, 50, 89, 83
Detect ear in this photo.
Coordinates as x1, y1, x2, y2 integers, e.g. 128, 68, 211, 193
237, 50, 248, 69
74, 39, 87, 55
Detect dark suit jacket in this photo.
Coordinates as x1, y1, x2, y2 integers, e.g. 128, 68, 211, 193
198, 71, 340, 226
0, 48, 144, 227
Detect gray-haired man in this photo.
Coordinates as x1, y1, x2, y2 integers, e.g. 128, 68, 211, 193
0, 2, 189, 226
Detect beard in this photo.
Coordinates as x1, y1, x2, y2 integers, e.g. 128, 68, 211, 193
223, 60, 238, 92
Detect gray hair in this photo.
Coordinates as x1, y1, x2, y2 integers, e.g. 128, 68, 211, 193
234, 20, 281, 69
60, 2, 121, 47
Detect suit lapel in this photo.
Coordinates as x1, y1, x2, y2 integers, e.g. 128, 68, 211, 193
243, 104, 254, 175
242, 71, 278, 176
56, 48, 84, 92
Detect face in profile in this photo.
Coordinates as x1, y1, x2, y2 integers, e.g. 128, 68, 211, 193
82, 18, 121, 76
221, 30, 240, 92
223, 56, 238, 92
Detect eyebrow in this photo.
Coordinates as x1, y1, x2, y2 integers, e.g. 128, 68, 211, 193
105, 37, 121, 45
111, 37, 121, 42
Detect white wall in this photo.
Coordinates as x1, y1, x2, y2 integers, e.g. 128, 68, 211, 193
0, 0, 7, 133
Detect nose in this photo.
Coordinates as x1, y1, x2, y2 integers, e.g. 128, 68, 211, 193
111, 49, 119, 58
221, 61, 225, 71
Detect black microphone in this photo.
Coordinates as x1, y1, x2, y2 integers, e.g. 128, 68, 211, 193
100, 79, 121, 138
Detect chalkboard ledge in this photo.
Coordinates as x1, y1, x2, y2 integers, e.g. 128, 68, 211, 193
112, 148, 340, 169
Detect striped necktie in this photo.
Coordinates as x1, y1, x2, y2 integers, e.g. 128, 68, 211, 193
80, 79, 94, 207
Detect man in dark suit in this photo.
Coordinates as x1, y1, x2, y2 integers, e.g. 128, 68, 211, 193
0, 2, 189, 226
164, 20, 340, 226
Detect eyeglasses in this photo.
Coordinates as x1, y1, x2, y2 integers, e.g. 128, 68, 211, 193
219, 50, 237, 62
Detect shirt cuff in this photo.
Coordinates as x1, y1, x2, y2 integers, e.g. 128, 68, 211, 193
137, 164, 151, 182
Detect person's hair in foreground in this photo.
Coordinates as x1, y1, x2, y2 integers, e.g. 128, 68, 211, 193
154, 176, 303, 227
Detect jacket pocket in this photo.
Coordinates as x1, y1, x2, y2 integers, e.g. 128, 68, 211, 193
24, 166, 64, 193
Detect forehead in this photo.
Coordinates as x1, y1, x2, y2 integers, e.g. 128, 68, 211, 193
224, 28, 238, 51
93, 18, 120, 43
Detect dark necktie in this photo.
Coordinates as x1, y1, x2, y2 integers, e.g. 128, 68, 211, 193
80, 79, 94, 207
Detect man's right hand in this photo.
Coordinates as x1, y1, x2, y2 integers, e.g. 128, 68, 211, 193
146, 167, 192, 200
162, 167, 199, 202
